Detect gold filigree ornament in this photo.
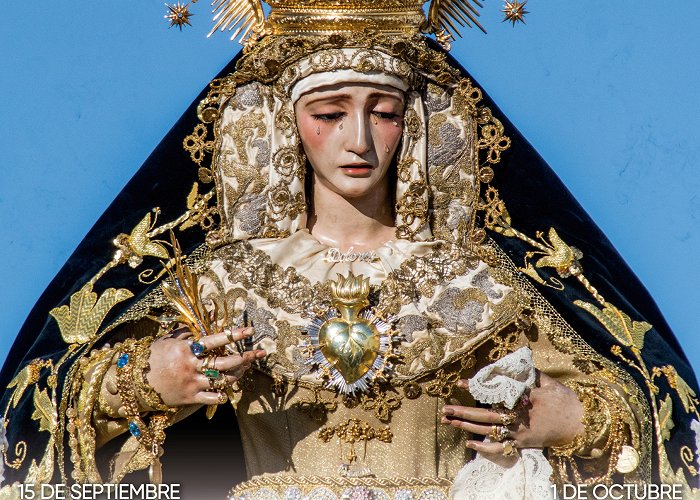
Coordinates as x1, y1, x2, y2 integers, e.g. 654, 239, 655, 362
302, 273, 402, 395
113, 211, 170, 269
318, 418, 393, 476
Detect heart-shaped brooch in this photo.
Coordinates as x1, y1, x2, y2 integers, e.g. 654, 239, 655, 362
302, 272, 402, 395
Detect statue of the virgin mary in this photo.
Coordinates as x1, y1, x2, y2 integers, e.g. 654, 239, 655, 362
1, 1, 698, 499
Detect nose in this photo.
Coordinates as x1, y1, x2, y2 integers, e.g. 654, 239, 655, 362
345, 110, 372, 157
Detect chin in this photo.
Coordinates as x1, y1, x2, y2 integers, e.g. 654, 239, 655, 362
334, 182, 378, 199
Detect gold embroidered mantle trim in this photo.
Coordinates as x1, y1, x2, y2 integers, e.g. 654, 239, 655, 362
481, 237, 653, 484
485, 211, 699, 487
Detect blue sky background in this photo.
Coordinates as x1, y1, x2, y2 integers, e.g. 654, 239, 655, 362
1, 2, 698, 376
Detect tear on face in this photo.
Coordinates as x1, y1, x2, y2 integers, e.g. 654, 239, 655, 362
295, 82, 405, 199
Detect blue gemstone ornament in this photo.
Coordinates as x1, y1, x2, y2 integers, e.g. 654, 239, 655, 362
128, 421, 141, 438
117, 353, 130, 368
190, 341, 206, 357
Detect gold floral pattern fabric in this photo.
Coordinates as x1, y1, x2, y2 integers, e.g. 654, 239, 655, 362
211, 45, 482, 246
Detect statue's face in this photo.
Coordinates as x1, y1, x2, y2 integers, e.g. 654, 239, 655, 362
295, 83, 405, 199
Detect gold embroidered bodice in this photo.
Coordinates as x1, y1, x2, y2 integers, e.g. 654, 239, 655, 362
199, 229, 526, 480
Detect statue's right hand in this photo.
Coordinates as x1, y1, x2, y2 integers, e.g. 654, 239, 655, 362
145, 326, 265, 407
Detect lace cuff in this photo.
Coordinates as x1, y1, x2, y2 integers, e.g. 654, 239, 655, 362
467, 346, 536, 409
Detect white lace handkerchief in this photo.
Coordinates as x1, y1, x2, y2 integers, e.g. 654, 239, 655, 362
451, 347, 554, 500
467, 347, 537, 410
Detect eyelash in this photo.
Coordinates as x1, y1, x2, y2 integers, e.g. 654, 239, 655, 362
312, 112, 345, 122
373, 111, 399, 121
311, 111, 400, 122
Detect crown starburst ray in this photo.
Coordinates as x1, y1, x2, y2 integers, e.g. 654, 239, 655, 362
209, 0, 267, 43
429, 0, 486, 37
165, 1, 194, 30
162, 0, 530, 48
501, 0, 528, 26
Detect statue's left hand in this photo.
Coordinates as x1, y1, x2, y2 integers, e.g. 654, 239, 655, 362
440, 371, 584, 454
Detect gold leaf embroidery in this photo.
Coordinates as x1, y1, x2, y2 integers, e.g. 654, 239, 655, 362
658, 365, 698, 414
49, 282, 133, 344
658, 393, 674, 442
6, 359, 51, 408
180, 182, 217, 231
186, 182, 199, 211
25, 449, 54, 485
31, 388, 57, 434
26, 388, 58, 484
574, 300, 651, 351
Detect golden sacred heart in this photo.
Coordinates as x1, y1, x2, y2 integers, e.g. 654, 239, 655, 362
319, 316, 380, 384
305, 272, 397, 394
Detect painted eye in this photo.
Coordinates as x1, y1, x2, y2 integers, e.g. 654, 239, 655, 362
372, 111, 401, 121
313, 112, 345, 121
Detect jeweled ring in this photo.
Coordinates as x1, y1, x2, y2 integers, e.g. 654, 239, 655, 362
190, 341, 206, 358
502, 439, 517, 457
500, 410, 517, 426
212, 377, 228, 391
226, 329, 237, 343
203, 362, 222, 380
206, 370, 226, 389
199, 356, 212, 373
490, 424, 510, 442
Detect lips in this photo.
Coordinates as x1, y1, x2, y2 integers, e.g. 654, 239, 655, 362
340, 163, 374, 169
339, 164, 373, 176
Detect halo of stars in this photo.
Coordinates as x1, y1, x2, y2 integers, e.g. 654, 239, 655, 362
501, 0, 528, 26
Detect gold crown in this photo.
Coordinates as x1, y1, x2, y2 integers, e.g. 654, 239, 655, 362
207, 0, 488, 48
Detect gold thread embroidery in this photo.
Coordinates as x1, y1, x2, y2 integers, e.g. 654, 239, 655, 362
49, 282, 134, 345
183, 124, 214, 165
318, 417, 393, 466
6, 359, 52, 409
